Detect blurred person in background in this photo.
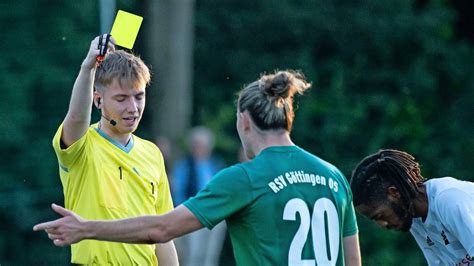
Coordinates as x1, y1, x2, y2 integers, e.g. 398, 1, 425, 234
49, 34, 177, 265
171, 126, 227, 266
155, 135, 173, 177
35, 69, 361, 265
350, 149, 474, 265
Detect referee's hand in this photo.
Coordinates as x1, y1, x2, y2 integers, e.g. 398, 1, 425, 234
33, 203, 86, 247
81, 34, 116, 70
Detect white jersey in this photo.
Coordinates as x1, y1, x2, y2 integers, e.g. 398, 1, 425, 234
410, 177, 474, 265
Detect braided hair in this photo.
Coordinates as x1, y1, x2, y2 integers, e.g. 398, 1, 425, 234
237, 70, 311, 132
350, 149, 425, 207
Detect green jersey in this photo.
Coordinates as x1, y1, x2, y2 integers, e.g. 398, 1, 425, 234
184, 146, 358, 266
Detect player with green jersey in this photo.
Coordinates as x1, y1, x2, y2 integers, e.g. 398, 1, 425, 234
185, 145, 357, 265
35, 70, 361, 265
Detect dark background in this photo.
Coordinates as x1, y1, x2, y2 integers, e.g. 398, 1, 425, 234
0, 0, 472, 265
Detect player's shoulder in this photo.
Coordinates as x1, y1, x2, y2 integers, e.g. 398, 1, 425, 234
131, 135, 164, 157
218, 164, 248, 178
427, 177, 473, 208
427, 177, 472, 195
132, 134, 159, 149
205, 164, 251, 190
216, 164, 250, 182
297, 147, 338, 167
53, 122, 97, 151
317, 157, 342, 174
310, 153, 346, 180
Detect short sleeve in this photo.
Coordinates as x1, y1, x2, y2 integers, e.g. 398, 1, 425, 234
343, 197, 359, 237
52, 123, 89, 169
183, 165, 252, 229
435, 189, 474, 255
336, 169, 358, 237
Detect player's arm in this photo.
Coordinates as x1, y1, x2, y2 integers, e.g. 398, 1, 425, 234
156, 241, 179, 266
343, 234, 361, 266
33, 204, 203, 247
61, 35, 114, 147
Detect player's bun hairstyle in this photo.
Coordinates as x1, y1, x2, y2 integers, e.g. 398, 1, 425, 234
237, 70, 311, 132
350, 149, 425, 207
95, 50, 151, 91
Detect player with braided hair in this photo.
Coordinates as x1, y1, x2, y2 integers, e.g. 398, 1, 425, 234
351, 149, 473, 264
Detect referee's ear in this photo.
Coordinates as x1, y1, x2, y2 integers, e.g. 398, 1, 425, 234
93, 90, 103, 109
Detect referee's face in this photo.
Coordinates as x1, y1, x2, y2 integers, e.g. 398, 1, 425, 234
101, 80, 146, 134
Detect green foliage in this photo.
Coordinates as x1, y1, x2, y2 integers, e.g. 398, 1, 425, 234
0, 1, 98, 190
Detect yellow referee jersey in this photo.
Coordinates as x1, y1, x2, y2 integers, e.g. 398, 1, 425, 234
53, 123, 174, 265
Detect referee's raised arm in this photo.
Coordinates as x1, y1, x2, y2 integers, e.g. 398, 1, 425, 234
61, 35, 115, 147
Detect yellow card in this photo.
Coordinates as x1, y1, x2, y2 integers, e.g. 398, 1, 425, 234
110, 10, 143, 49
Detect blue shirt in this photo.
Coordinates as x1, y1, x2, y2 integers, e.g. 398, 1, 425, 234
171, 156, 224, 205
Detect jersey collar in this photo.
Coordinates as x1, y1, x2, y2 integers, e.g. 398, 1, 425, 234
95, 128, 135, 153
